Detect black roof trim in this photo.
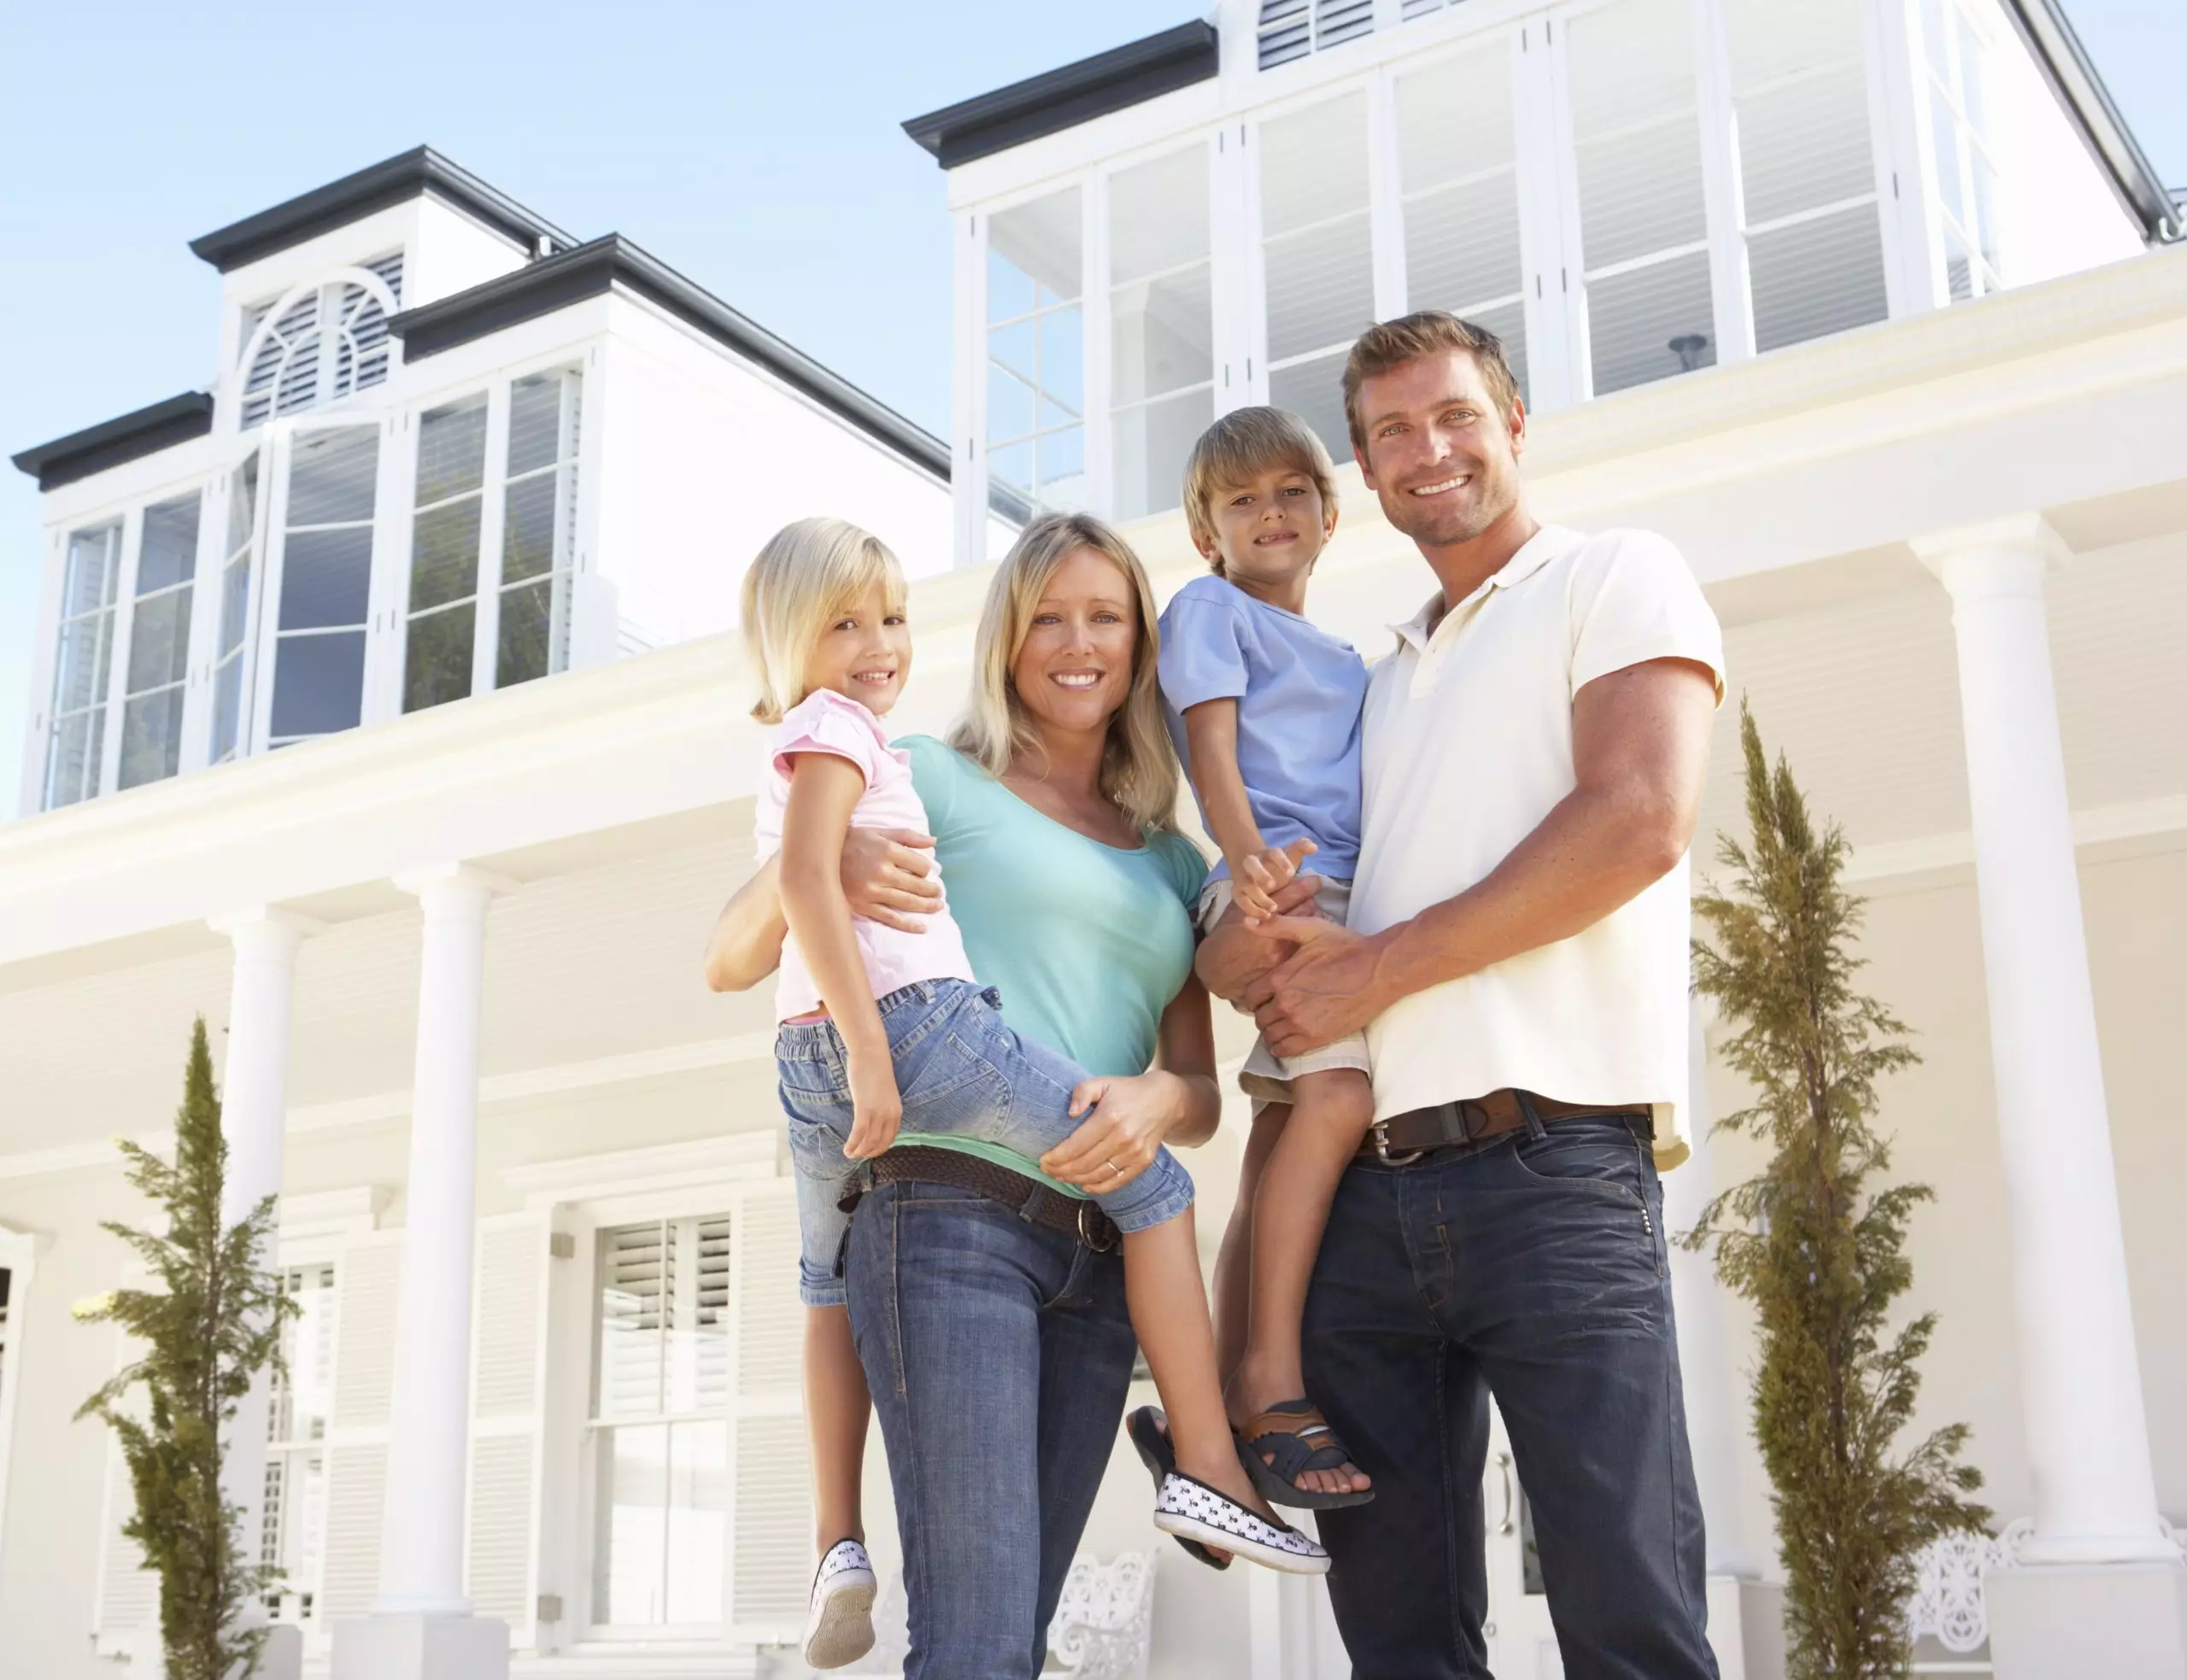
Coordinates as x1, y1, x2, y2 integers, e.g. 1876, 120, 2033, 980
902, 20, 1219, 169
2002, 0, 2178, 243
386, 236, 951, 482
12, 393, 215, 493
190, 147, 579, 272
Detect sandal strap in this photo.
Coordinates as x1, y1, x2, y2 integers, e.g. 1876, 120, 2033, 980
1240, 1400, 1358, 1478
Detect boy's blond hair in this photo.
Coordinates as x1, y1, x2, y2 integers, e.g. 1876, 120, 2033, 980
948, 511, 1182, 835
740, 517, 906, 724
1181, 407, 1339, 575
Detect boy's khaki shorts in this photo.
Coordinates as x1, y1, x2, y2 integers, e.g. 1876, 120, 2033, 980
1195, 875, 1375, 1104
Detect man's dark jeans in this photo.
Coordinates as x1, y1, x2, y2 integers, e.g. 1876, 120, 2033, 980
1304, 1114, 1718, 1679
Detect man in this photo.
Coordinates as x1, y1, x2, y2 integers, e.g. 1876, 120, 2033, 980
1198, 311, 1724, 1678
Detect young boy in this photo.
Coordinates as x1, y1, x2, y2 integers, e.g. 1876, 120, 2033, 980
1154, 407, 1378, 1509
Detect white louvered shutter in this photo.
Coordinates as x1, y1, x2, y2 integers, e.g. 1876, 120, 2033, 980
90, 1285, 156, 1659
726, 1185, 810, 1641
1258, 0, 1374, 68
466, 1213, 554, 1648
320, 1233, 401, 1623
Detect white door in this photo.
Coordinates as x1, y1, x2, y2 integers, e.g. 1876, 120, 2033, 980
1484, 1402, 1563, 1677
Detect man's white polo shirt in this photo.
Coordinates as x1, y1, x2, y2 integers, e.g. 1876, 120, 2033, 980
1350, 524, 1725, 1168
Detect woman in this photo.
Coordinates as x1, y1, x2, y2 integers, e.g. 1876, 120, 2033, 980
705, 512, 1230, 1678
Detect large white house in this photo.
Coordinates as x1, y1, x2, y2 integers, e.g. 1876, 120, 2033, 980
2, 0, 2183, 1676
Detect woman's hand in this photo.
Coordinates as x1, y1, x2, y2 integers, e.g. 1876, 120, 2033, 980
1039, 1070, 1189, 1194
841, 828, 945, 933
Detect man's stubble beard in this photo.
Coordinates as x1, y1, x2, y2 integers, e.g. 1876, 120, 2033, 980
1381, 461, 1519, 551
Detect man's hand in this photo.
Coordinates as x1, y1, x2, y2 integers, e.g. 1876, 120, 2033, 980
841, 828, 942, 932
1195, 870, 1325, 1010
1249, 916, 1393, 1057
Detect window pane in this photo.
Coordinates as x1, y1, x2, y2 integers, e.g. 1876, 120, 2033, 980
595, 1423, 670, 1624
53, 609, 114, 716
1038, 309, 1084, 414
1736, 58, 1873, 226
409, 500, 482, 612
988, 364, 1036, 443
1569, 0, 1709, 267
45, 709, 103, 809
1110, 147, 1211, 286
415, 395, 488, 506
1943, 221, 1974, 301
286, 428, 378, 527
1470, 300, 1530, 409
1111, 265, 1212, 406
1035, 426, 1088, 511
1262, 94, 1375, 363
1269, 350, 1354, 463
497, 577, 558, 690
1398, 47, 1523, 319
1113, 387, 1214, 522
502, 472, 560, 586
138, 494, 202, 594
665, 1422, 729, 1624
509, 372, 572, 477
1971, 146, 2000, 275
228, 454, 261, 556
1587, 251, 1717, 395
213, 654, 245, 762
278, 529, 374, 631
119, 689, 184, 789
126, 589, 191, 694
219, 553, 252, 659
1930, 87, 1965, 225
1750, 204, 1887, 351
62, 524, 120, 618
268, 631, 366, 739
403, 602, 476, 714
990, 190, 1082, 317
989, 317, 1036, 387
988, 440, 1035, 503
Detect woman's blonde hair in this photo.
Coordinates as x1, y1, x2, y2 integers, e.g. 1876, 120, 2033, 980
740, 517, 906, 724
948, 511, 1182, 834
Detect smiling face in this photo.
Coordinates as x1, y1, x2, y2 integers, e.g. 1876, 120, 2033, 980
1355, 348, 1527, 551
801, 579, 911, 716
1195, 465, 1337, 605
1009, 546, 1140, 741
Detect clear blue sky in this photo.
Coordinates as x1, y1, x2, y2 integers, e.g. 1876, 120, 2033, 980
1, 1, 2179, 818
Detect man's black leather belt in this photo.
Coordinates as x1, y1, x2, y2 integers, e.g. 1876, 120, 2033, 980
1362, 1088, 1651, 1165
865, 1145, 1120, 1251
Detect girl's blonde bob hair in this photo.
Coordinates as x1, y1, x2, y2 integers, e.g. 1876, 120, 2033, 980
948, 512, 1182, 835
740, 517, 906, 724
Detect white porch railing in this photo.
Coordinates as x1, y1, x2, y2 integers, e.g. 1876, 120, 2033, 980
1906, 1517, 2187, 1675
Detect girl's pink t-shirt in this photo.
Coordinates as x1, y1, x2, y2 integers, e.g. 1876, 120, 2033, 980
754, 688, 977, 1022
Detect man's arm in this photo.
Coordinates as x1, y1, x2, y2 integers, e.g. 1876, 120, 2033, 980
1252, 658, 1717, 1057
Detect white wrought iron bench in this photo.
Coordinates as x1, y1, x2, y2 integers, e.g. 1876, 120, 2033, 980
833, 1548, 1156, 1678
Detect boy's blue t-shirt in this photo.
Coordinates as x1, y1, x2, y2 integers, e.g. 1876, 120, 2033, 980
1157, 573, 1368, 882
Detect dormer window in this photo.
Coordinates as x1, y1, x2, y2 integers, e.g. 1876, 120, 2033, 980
237, 253, 404, 430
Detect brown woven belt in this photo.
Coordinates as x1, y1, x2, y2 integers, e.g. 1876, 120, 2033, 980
1361, 1088, 1651, 1165
865, 1145, 1120, 1251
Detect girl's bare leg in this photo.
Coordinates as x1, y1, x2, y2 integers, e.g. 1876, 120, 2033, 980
1123, 1208, 1281, 1522
1211, 1101, 1289, 1384
804, 1304, 870, 1545
1228, 1067, 1376, 1498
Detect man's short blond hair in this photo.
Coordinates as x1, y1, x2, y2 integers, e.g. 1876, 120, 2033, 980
739, 517, 906, 724
1342, 312, 1522, 456
1182, 407, 1339, 574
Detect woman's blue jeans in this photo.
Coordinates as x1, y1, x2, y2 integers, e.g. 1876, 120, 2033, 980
845, 1177, 1137, 1680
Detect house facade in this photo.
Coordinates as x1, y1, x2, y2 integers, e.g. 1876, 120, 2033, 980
2, 0, 2184, 1677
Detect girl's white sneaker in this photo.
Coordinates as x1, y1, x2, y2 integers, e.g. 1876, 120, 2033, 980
1152, 1472, 1332, 1575
802, 1537, 878, 1669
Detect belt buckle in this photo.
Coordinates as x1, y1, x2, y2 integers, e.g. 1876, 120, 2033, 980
1076, 1199, 1117, 1253
1369, 1121, 1428, 1167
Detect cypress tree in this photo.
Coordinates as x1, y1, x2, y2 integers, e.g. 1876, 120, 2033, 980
76, 1017, 296, 1680
1684, 706, 1990, 1679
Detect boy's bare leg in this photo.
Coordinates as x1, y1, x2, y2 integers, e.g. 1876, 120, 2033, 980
1211, 1100, 1290, 1384
1123, 1208, 1283, 1524
804, 1303, 870, 1546
1229, 1067, 1376, 1498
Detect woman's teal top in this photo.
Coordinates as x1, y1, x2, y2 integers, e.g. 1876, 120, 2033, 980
892, 735, 1207, 1196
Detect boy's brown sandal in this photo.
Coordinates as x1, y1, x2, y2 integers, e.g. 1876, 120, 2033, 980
1235, 1399, 1377, 1510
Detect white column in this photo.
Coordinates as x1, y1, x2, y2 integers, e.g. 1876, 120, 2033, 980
1663, 999, 1759, 1582
334, 865, 512, 1680
1916, 518, 2185, 1680
208, 909, 316, 1585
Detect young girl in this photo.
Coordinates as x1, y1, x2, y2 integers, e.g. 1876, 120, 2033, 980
1155, 408, 1379, 1512
742, 518, 1328, 1669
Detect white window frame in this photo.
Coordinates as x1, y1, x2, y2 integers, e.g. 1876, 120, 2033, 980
501, 1134, 789, 1658
1912, 0, 2002, 302
0, 1224, 39, 1585
234, 257, 403, 433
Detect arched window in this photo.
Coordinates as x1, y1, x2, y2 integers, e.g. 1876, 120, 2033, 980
237, 253, 404, 430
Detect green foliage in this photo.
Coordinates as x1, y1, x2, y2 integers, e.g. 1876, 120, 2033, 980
1684, 706, 1989, 1680
75, 1018, 296, 1680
